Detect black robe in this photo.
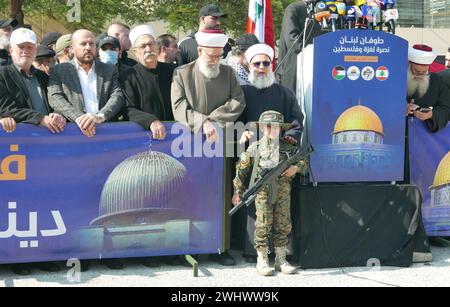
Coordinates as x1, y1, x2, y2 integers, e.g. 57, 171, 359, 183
407, 73, 450, 133
119, 63, 167, 129
277, 1, 325, 93
439, 69, 450, 91
241, 83, 304, 143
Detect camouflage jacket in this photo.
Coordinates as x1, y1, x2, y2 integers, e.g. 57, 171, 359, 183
233, 136, 308, 196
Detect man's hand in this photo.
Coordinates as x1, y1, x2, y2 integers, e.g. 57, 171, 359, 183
414, 109, 433, 121
40, 115, 64, 134
75, 114, 97, 138
150, 120, 166, 140
284, 135, 298, 145
232, 194, 241, 207
406, 100, 419, 116
282, 165, 299, 178
203, 120, 219, 144
239, 131, 254, 144
49, 113, 66, 131
0, 118, 16, 133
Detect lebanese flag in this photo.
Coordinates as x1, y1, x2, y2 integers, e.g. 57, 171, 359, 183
247, 0, 276, 67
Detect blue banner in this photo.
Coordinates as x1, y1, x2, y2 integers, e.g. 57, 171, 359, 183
310, 30, 407, 182
0, 123, 224, 264
410, 119, 450, 236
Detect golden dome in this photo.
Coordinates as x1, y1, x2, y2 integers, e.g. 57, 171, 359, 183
433, 152, 450, 188
333, 106, 384, 135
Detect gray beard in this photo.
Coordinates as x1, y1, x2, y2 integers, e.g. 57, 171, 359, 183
198, 57, 220, 79
0, 35, 10, 50
249, 70, 275, 89
407, 67, 430, 99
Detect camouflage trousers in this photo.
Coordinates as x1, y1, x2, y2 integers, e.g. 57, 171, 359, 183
254, 177, 292, 250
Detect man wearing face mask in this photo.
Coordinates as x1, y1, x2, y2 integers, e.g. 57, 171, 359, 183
97, 35, 130, 74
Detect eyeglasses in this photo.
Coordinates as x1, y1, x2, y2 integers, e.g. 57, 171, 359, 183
136, 41, 157, 50
252, 61, 272, 69
204, 50, 223, 60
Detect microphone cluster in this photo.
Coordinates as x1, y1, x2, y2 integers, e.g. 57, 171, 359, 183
305, 0, 399, 34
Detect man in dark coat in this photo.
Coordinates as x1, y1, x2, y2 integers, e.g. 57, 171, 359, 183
277, 1, 325, 93
0, 18, 18, 66
119, 25, 168, 137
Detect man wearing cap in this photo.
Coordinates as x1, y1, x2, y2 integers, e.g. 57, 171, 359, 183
41, 32, 62, 51
119, 25, 168, 136
233, 111, 303, 276
407, 44, 450, 133
0, 28, 66, 275
48, 29, 124, 139
33, 45, 56, 75
172, 29, 246, 266
0, 18, 18, 66
108, 22, 137, 67
238, 43, 305, 262
0, 28, 65, 133
178, 4, 230, 66
54, 34, 72, 64
225, 34, 259, 86
97, 35, 130, 74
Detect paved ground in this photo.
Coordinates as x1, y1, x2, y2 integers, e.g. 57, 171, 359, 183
0, 247, 449, 287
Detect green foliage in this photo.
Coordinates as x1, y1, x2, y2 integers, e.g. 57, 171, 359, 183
0, 0, 294, 40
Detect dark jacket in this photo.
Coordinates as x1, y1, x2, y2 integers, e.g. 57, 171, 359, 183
277, 1, 325, 92
0, 64, 51, 124
0, 49, 11, 67
407, 73, 450, 132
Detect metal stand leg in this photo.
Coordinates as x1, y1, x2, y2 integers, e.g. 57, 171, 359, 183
185, 255, 199, 277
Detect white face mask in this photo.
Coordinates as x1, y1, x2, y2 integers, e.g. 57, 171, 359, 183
99, 49, 119, 65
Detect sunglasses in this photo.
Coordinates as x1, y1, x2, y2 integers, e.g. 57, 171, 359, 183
252, 61, 271, 68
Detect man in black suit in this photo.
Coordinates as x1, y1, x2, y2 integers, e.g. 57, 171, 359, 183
0, 28, 66, 133
0, 28, 66, 276
277, 1, 325, 93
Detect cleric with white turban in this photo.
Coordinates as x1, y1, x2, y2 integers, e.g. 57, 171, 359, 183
406, 44, 450, 132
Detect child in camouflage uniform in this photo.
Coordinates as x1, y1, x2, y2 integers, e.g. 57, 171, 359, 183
232, 111, 306, 276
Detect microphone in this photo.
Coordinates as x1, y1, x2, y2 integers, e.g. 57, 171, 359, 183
361, 5, 371, 29
353, 5, 364, 29
345, 6, 356, 29
315, 1, 331, 30
327, 4, 339, 32
336, 1, 347, 30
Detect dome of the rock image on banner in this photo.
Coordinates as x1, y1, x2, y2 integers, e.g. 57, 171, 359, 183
315, 104, 401, 177
91, 151, 196, 227
430, 152, 450, 207
333, 105, 384, 145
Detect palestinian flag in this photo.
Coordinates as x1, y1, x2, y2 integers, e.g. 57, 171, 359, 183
376, 67, 389, 81
247, 0, 276, 67
332, 66, 346, 81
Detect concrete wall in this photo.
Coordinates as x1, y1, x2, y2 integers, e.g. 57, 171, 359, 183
396, 27, 450, 55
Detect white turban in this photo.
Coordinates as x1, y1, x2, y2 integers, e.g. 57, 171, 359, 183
245, 43, 274, 63
195, 30, 228, 48
408, 44, 437, 66
129, 25, 156, 47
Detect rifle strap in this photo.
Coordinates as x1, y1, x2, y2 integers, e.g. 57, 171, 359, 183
249, 145, 261, 188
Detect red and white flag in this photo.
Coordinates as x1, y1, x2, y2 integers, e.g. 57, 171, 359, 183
247, 0, 276, 66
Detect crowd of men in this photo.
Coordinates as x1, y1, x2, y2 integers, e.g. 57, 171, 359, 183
0, 1, 449, 276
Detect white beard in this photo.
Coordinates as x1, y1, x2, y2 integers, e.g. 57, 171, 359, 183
198, 57, 220, 79
0, 35, 10, 50
249, 70, 276, 89
407, 66, 430, 99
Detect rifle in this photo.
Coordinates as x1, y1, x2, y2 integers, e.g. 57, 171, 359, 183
229, 144, 314, 216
